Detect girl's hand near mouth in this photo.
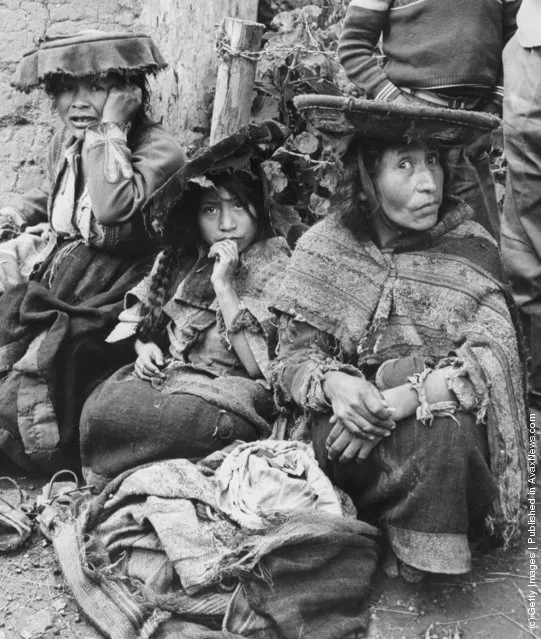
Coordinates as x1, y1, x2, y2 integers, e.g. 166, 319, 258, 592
209, 239, 239, 292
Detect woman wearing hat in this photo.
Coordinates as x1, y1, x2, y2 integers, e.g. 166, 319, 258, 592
79, 121, 291, 489
0, 31, 185, 471
271, 96, 527, 582
0, 30, 185, 277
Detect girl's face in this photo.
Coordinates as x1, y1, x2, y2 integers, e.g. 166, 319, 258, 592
197, 186, 258, 253
374, 143, 444, 232
54, 73, 122, 139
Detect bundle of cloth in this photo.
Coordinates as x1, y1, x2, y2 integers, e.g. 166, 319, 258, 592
52, 440, 379, 639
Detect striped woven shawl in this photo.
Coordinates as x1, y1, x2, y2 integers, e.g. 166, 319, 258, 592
272, 198, 527, 540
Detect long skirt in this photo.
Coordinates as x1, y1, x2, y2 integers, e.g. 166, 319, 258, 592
311, 411, 498, 574
80, 364, 260, 489
0, 241, 154, 472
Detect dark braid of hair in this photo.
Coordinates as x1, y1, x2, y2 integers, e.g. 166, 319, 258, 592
125, 74, 154, 148
137, 170, 269, 345
136, 246, 181, 346
332, 148, 373, 239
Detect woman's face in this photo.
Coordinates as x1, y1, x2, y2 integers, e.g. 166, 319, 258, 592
374, 143, 444, 232
197, 186, 258, 253
54, 73, 122, 139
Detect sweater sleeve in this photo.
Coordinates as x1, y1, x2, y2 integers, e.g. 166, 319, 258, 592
338, 0, 400, 100
82, 123, 185, 227
271, 315, 364, 413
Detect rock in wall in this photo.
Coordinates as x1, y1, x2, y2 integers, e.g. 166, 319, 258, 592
139, 0, 258, 149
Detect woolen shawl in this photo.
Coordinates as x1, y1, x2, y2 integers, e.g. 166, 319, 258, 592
271, 198, 527, 540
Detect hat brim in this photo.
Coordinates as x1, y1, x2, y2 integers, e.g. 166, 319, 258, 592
143, 120, 289, 238
293, 94, 500, 145
13, 31, 167, 90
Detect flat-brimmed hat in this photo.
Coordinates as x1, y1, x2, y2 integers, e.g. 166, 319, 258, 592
142, 120, 290, 238
293, 94, 500, 145
13, 30, 167, 91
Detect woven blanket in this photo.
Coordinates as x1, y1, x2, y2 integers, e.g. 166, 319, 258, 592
54, 443, 379, 638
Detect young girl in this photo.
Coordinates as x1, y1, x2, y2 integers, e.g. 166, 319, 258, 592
0, 31, 185, 472
0, 30, 185, 287
80, 123, 291, 488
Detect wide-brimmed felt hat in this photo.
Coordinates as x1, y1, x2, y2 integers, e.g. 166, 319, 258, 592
13, 30, 167, 91
142, 120, 290, 238
293, 94, 500, 145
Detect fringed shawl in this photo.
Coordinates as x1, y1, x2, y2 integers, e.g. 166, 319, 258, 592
272, 199, 527, 540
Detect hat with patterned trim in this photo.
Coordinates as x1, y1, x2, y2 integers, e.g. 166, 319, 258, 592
13, 30, 167, 91
293, 94, 500, 145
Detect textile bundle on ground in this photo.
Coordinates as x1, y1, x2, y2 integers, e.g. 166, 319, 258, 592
0, 247, 151, 470
53, 441, 380, 638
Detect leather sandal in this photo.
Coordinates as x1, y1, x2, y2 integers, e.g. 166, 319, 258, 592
0, 476, 33, 553
398, 559, 426, 584
36, 470, 92, 541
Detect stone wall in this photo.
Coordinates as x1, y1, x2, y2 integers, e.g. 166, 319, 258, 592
0, 0, 258, 205
141, 0, 258, 148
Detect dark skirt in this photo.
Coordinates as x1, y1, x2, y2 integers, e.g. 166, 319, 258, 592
311, 410, 499, 574
80, 364, 259, 489
0, 242, 154, 472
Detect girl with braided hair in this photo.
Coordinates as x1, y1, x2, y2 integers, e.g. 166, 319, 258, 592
80, 123, 290, 488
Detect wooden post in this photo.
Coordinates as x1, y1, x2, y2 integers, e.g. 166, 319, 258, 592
140, 0, 259, 146
210, 18, 265, 144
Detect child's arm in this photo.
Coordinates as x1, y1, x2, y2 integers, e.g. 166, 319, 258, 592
81, 99, 184, 227
133, 338, 165, 381
209, 240, 262, 378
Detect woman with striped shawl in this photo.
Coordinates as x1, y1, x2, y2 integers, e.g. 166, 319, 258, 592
271, 95, 527, 583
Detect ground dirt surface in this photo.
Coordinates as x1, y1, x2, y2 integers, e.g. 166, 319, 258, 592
0, 471, 539, 639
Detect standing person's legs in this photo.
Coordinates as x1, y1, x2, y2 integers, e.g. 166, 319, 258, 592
501, 36, 541, 408
445, 131, 500, 240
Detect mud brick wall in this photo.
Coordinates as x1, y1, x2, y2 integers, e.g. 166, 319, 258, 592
0, 0, 258, 206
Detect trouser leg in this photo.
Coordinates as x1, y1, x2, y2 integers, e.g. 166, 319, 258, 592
501, 37, 541, 406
